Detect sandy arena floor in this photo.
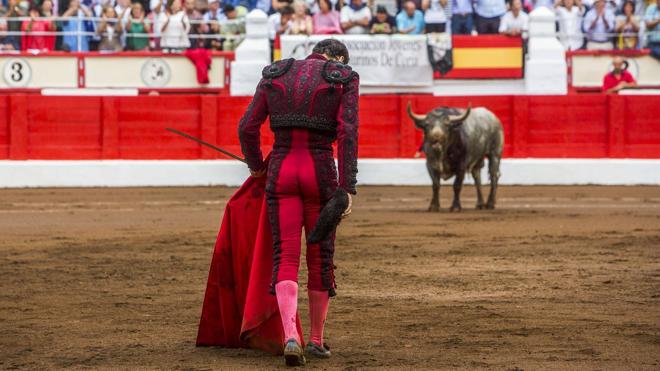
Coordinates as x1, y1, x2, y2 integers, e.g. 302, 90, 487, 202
1, 185, 659, 370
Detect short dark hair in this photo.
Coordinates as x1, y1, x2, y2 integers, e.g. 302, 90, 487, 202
312, 38, 350, 64
622, 0, 635, 13
280, 5, 295, 15
223, 3, 235, 13
376, 5, 388, 14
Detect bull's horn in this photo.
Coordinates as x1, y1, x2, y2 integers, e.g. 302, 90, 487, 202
407, 101, 427, 122
449, 103, 472, 123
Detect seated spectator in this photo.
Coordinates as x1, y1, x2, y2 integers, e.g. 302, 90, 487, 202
185, 0, 204, 49
313, 0, 342, 34
555, 0, 585, 51
126, 2, 150, 51
475, 0, 507, 34
396, 0, 424, 34
602, 56, 637, 93
583, 0, 615, 50
499, 0, 528, 37
451, 0, 474, 35
60, 0, 94, 52
220, 4, 245, 50
422, 0, 448, 33
341, 0, 372, 34
615, 0, 640, 49
290, 0, 313, 34
1, 0, 25, 51
646, 0, 660, 58
21, 1, 56, 51
369, 5, 396, 33
267, 5, 294, 41
97, 6, 123, 52
159, 0, 191, 52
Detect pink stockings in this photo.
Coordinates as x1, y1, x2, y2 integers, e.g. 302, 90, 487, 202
275, 280, 330, 347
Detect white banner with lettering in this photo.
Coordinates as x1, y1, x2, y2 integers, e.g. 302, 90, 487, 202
280, 35, 433, 87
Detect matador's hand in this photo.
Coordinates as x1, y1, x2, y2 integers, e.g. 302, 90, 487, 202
250, 168, 266, 178
341, 193, 352, 218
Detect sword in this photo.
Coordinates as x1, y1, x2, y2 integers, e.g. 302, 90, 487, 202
166, 128, 246, 163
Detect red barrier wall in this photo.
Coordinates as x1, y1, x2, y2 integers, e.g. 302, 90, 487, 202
0, 94, 659, 160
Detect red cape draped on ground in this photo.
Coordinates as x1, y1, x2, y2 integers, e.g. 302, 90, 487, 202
195, 172, 303, 355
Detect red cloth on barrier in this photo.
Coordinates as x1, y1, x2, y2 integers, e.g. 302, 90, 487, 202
195, 167, 304, 355
184, 49, 212, 84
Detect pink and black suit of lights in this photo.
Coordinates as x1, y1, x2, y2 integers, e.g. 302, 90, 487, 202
237, 53, 359, 349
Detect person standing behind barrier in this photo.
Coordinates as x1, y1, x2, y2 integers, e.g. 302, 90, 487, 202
452, 0, 474, 34
475, 0, 506, 34
615, 0, 640, 49
602, 55, 637, 93
60, 0, 93, 51
555, 0, 585, 51
126, 2, 150, 50
97, 6, 123, 51
422, 0, 448, 32
313, 0, 343, 34
290, 0, 313, 34
645, 0, 660, 58
21, 1, 56, 51
202, 0, 224, 49
369, 4, 396, 33
340, 0, 372, 34
159, 0, 190, 52
184, 0, 203, 48
396, 0, 424, 34
583, 0, 615, 50
499, 0, 528, 37
1, 0, 25, 50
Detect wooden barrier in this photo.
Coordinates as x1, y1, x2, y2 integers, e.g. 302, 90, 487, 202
0, 94, 658, 160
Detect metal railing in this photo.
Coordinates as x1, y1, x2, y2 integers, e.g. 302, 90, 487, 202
0, 15, 246, 52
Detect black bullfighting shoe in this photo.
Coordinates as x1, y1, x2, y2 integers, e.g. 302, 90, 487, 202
305, 342, 331, 358
283, 338, 306, 367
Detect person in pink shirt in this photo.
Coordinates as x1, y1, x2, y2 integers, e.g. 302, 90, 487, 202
313, 0, 343, 34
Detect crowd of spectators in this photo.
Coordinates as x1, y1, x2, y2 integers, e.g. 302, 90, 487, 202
264, 0, 658, 51
0, 0, 657, 53
0, 0, 247, 51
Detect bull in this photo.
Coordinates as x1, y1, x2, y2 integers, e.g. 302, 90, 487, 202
407, 102, 504, 212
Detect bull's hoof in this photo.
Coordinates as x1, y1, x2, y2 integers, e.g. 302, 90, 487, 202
449, 205, 462, 212
476, 204, 486, 210
428, 204, 440, 212
485, 203, 496, 210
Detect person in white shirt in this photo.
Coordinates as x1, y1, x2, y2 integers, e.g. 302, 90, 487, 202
555, 0, 585, 50
159, 0, 190, 51
267, 5, 294, 41
499, 0, 528, 37
340, 0, 372, 34
422, 0, 448, 32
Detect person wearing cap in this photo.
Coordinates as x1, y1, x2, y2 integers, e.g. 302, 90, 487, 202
582, 0, 615, 50
369, 5, 396, 33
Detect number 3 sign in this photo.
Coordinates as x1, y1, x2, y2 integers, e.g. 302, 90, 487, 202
3, 58, 32, 87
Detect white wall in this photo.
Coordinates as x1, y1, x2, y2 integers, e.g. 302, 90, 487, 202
1, 159, 659, 188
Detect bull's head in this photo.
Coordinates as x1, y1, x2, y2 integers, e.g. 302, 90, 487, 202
407, 101, 472, 148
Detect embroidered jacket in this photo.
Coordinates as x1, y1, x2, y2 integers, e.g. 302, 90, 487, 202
237, 53, 360, 194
